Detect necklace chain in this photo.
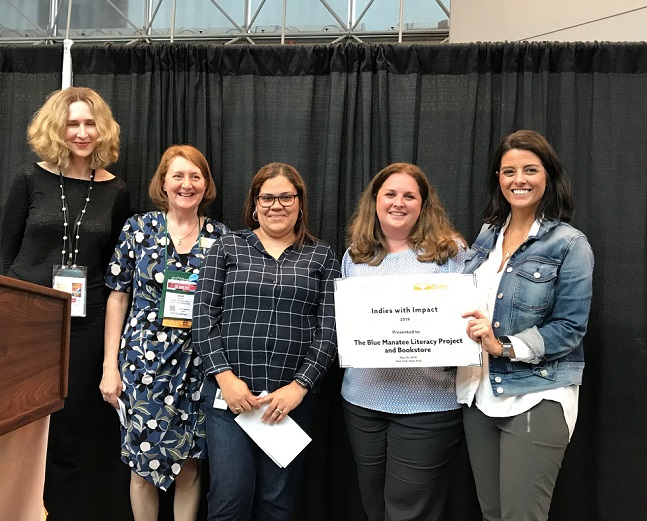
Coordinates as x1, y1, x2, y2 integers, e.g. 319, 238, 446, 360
59, 169, 95, 267
167, 217, 199, 245
504, 226, 526, 260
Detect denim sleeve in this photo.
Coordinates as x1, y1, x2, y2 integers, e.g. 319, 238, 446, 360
516, 234, 594, 362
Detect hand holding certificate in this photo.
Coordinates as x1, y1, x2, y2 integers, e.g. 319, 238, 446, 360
334, 273, 481, 368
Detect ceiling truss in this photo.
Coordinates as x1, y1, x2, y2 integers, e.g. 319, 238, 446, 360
0, 0, 450, 44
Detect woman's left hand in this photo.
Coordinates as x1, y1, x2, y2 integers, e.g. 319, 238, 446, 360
258, 381, 308, 425
461, 309, 503, 357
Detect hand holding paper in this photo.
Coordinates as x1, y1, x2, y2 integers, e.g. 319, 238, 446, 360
235, 392, 311, 468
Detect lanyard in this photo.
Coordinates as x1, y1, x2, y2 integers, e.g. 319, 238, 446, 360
159, 214, 203, 328
163, 213, 202, 269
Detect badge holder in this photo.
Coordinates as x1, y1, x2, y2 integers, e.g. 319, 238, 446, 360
52, 264, 88, 317
200, 236, 217, 250
159, 270, 199, 328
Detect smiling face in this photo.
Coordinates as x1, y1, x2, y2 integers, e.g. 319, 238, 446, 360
498, 149, 547, 215
375, 172, 422, 241
163, 156, 206, 214
255, 174, 300, 241
65, 101, 99, 160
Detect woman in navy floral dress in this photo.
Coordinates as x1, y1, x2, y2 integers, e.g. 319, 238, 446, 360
101, 145, 229, 520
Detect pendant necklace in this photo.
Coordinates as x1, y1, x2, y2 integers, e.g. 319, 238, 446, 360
504, 226, 526, 260
168, 217, 199, 245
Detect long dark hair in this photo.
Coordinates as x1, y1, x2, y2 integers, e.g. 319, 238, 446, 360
483, 130, 574, 225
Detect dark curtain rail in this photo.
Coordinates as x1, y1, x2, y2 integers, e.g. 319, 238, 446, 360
0, 41, 645, 521
5, 41, 647, 75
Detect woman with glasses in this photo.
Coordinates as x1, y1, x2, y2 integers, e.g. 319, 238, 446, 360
193, 162, 340, 521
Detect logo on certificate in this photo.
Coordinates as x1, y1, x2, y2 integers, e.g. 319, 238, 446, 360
413, 281, 449, 290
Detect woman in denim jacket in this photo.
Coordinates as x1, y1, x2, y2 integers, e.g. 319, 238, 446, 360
457, 130, 594, 521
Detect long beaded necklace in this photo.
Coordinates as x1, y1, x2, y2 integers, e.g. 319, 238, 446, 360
58, 169, 95, 267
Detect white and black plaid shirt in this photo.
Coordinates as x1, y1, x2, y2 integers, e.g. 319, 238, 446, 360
193, 229, 340, 393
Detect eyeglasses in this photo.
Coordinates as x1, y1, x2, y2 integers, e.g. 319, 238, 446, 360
255, 194, 298, 208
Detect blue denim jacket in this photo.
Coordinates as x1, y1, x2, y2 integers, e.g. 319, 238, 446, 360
463, 219, 594, 396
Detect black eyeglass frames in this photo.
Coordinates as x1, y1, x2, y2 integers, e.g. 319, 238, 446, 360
255, 194, 298, 208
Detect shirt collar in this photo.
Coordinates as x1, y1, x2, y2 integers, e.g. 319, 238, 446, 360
502, 215, 541, 238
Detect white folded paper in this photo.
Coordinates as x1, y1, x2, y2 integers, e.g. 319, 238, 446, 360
235, 397, 311, 468
116, 397, 127, 427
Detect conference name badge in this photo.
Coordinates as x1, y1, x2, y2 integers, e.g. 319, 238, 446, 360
159, 270, 198, 328
52, 264, 87, 317
200, 236, 216, 250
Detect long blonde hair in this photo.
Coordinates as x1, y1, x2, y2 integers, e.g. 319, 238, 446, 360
347, 163, 464, 265
27, 87, 120, 170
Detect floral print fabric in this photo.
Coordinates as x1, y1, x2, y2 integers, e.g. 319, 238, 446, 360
106, 211, 229, 490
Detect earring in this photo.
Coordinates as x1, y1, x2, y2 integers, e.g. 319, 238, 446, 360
298, 209, 303, 220
252, 210, 259, 222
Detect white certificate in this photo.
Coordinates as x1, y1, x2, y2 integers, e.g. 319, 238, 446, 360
334, 273, 482, 368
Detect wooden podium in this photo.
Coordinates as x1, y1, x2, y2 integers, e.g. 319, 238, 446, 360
0, 275, 71, 521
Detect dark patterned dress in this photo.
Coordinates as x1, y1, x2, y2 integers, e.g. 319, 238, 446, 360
105, 210, 229, 490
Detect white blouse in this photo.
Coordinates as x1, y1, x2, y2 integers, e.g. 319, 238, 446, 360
456, 219, 579, 438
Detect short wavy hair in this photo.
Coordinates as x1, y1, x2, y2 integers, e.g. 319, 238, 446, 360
148, 145, 217, 215
242, 162, 315, 248
347, 162, 464, 266
483, 130, 574, 225
27, 87, 120, 170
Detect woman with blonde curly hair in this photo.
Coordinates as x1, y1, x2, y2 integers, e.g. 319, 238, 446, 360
1, 87, 130, 520
342, 162, 466, 521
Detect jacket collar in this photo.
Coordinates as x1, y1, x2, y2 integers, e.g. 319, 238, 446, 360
474, 218, 561, 254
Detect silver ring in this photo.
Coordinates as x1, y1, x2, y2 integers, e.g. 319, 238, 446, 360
276, 408, 284, 414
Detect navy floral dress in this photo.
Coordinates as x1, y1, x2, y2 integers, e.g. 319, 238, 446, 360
105, 211, 229, 490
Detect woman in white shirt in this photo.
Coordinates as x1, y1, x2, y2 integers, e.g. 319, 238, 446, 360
458, 130, 594, 521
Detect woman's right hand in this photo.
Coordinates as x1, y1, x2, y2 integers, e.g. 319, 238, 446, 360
461, 309, 503, 357
215, 370, 260, 414
100, 366, 122, 409
102, 290, 129, 410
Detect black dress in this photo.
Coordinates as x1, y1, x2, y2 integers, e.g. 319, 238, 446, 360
1, 163, 131, 521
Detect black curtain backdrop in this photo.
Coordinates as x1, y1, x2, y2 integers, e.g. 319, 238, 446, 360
1, 42, 645, 521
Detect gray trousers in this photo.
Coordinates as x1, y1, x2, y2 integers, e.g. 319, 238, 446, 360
463, 400, 570, 521
343, 400, 463, 521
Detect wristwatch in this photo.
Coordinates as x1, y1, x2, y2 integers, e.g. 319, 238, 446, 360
497, 336, 513, 358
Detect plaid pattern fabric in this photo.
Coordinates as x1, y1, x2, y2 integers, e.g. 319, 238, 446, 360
193, 229, 340, 393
